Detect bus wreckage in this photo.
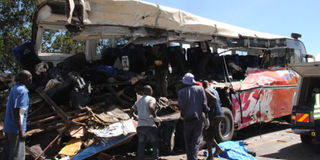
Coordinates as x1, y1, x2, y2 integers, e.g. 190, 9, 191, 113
6, 0, 310, 159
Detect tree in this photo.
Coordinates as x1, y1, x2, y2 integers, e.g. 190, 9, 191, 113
0, 0, 39, 71
42, 30, 85, 54
0, 0, 39, 111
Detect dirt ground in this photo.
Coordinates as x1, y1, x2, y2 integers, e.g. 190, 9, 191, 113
2, 120, 319, 160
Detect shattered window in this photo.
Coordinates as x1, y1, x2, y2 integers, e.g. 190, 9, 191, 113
285, 49, 303, 64
96, 38, 128, 55
269, 49, 287, 67
41, 29, 85, 54
266, 48, 303, 67
294, 49, 304, 63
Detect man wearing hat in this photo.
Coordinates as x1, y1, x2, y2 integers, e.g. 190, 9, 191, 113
178, 73, 210, 160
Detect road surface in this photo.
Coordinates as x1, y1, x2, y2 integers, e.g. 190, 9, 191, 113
160, 120, 320, 160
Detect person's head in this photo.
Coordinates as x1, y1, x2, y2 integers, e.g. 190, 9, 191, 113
182, 73, 196, 85
15, 70, 32, 86
143, 85, 153, 96
202, 80, 209, 89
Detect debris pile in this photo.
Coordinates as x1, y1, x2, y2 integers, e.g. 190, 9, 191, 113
1, 40, 252, 159
1, 43, 184, 159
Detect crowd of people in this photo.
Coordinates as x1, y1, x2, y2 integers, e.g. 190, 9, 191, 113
131, 72, 225, 160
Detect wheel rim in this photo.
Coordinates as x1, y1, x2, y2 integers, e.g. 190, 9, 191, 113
219, 115, 231, 137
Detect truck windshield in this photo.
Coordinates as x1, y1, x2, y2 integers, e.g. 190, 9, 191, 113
269, 47, 305, 67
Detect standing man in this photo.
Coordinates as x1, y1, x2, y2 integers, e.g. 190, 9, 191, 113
312, 89, 320, 147
131, 85, 161, 160
2, 70, 32, 160
202, 81, 224, 160
178, 73, 210, 160
152, 45, 170, 97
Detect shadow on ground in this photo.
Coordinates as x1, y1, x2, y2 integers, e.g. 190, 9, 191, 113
261, 143, 319, 160
233, 119, 291, 141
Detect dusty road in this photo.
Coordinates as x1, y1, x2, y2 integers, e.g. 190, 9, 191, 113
160, 120, 320, 160
237, 121, 319, 160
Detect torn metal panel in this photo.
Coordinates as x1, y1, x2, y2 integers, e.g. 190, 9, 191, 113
71, 119, 137, 160
34, 0, 288, 42
232, 68, 299, 129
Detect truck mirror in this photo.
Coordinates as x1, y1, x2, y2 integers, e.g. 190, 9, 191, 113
305, 54, 315, 62
306, 54, 314, 58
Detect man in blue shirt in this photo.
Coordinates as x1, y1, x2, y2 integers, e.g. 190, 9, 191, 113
178, 73, 210, 160
2, 70, 32, 160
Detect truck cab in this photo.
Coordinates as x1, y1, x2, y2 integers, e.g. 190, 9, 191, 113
291, 62, 320, 144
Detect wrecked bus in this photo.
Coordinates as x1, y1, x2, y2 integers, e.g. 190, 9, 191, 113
29, 0, 310, 145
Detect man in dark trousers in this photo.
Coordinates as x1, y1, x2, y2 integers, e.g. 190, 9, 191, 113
202, 80, 224, 160
131, 85, 161, 160
152, 45, 170, 97
178, 73, 210, 160
2, 70, 32, 160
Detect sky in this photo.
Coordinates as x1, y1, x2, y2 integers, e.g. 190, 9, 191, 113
143, 0, 320, 60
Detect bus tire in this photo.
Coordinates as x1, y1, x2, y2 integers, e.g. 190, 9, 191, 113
214, 107, 234, 143
300, 134, 312, 145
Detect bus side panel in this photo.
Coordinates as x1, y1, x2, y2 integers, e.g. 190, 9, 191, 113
232, 68, 298, 130
268, 87, 296, 117
232, 87, 296, 129
232, 89, 273, 129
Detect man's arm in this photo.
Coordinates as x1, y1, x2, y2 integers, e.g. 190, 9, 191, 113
14, 90, 29, 140
202, 88, 210, 113
129, 108, 138, 120
13, 108, 25, 140
149, 101, 162, 123
202, 89, 211, 129
148, 101, 157, 118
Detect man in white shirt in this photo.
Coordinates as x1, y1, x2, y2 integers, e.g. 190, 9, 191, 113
131, 85, 161, 160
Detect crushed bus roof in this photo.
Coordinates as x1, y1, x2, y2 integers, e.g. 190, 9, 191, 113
33, 0, 289, 42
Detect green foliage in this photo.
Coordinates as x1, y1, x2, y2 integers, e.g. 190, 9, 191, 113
42, 30, 86, 54
0, 0, 38, 72
97, 38, 128, 54
0, 0, 38, 110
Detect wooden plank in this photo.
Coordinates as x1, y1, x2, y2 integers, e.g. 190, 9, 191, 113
36, 89, 69, 124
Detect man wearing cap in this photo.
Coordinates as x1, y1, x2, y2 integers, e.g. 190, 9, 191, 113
178, 73, 210, 160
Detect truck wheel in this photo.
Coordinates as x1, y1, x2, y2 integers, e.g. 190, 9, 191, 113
214, 107, 234, 143
300, 134, 312, 145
